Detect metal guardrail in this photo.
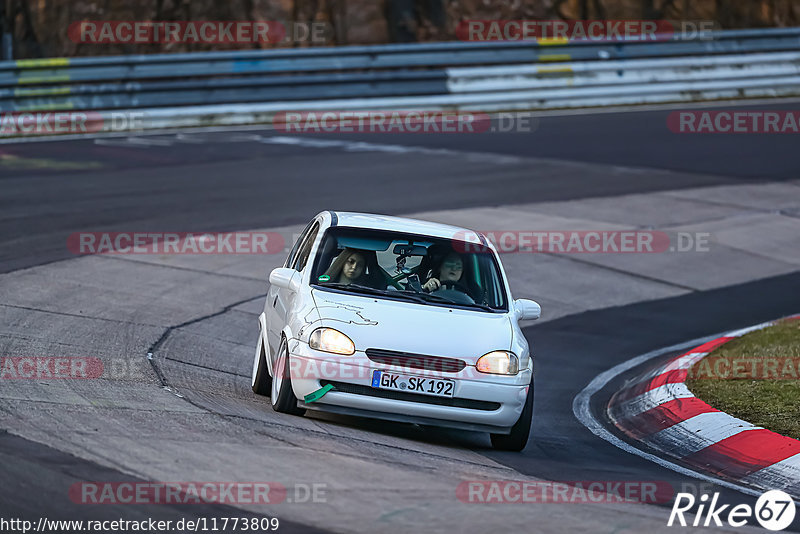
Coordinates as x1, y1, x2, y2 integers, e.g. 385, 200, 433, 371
0, 27, 799, 131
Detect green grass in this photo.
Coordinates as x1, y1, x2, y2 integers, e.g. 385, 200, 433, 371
686, 318, 800, 440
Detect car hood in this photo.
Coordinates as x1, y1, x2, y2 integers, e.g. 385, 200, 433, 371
310, 289, 513, 364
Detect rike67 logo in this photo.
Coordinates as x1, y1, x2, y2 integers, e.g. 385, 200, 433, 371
668, 490, 796, 531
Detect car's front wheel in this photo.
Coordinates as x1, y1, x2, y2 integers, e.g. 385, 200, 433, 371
270, 337, 305, 416
490, 384, 533, 451
251, 335, 272, 395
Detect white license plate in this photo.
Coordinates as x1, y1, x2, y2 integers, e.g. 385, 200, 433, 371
371, 370, 455, 398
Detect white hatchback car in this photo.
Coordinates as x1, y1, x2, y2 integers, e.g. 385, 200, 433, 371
252, 211, 541, 450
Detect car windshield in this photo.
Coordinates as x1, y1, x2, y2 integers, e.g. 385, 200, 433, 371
310, 227, 508, 312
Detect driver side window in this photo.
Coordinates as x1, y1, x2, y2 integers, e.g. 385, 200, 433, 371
292, 222, 320, 272
285, 220, 315, 269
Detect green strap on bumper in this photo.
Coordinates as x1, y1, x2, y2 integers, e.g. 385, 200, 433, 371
304, 384, 334, 403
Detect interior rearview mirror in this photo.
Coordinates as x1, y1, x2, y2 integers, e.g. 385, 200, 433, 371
392, 244, 428, 256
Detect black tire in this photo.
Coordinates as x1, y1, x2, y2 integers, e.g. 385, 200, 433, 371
490, 383, 533, 451
270, 337, 306, 416
251, 338, 272, 395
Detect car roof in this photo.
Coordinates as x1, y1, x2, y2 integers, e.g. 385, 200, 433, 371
328, 211, 485, 243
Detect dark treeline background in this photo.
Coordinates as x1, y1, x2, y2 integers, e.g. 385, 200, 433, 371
3, 0, 800, 58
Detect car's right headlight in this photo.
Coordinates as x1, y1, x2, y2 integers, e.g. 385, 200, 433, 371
309, 328, 355, 355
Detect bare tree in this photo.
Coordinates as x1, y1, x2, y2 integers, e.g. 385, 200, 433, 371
326, 0, 348, 45
575, 0, 606, 20
292, 0, 321, 47
641, 0, 657, 18
8, 0, 42, 58
715, 0, 734, 28
591, 0, 607, 19
0, 0, 12, 59
385, 0, 417, 42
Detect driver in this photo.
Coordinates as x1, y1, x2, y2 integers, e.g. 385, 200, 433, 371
422, 252, 464, 293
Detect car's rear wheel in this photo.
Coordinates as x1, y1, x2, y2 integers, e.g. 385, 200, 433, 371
270, 337, 305, 416
251, 335, 272, 395
490, 384, 533, 451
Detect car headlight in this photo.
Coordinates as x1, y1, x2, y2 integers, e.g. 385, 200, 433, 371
309, 328, 355, 355
476, 351, 519, 375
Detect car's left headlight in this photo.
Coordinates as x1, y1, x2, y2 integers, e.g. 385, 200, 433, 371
309, 328, 355, 355
476, 351, 519, 375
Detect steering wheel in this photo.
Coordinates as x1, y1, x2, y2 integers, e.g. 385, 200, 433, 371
390, 269, 417, 290
433, 281, 475, 304
439, 280, 468, 292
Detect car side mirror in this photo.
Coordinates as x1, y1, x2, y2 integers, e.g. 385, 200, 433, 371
514, 299, 541, 321
269, 267, 301, 292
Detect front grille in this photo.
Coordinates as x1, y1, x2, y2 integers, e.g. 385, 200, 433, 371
365, 348, 467, 373
320, 380, 501, 411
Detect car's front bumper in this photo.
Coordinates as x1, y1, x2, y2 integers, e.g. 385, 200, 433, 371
285, 339, 531, 433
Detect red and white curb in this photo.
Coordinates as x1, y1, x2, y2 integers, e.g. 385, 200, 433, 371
573, 315, 800, 498
607, 316, 800, 498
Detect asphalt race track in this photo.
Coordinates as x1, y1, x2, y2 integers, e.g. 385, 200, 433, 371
3, 100, 800, 273
1, 102, 799, 533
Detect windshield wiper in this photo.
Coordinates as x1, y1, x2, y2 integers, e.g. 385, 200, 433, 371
396, 290, 498, 312
461, 302, 498, 312
387, 290, 442, 306
395, 290, 454, 303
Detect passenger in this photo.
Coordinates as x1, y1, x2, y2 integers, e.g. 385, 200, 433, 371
422, 251, 465, 293
323, 248, 382, 287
